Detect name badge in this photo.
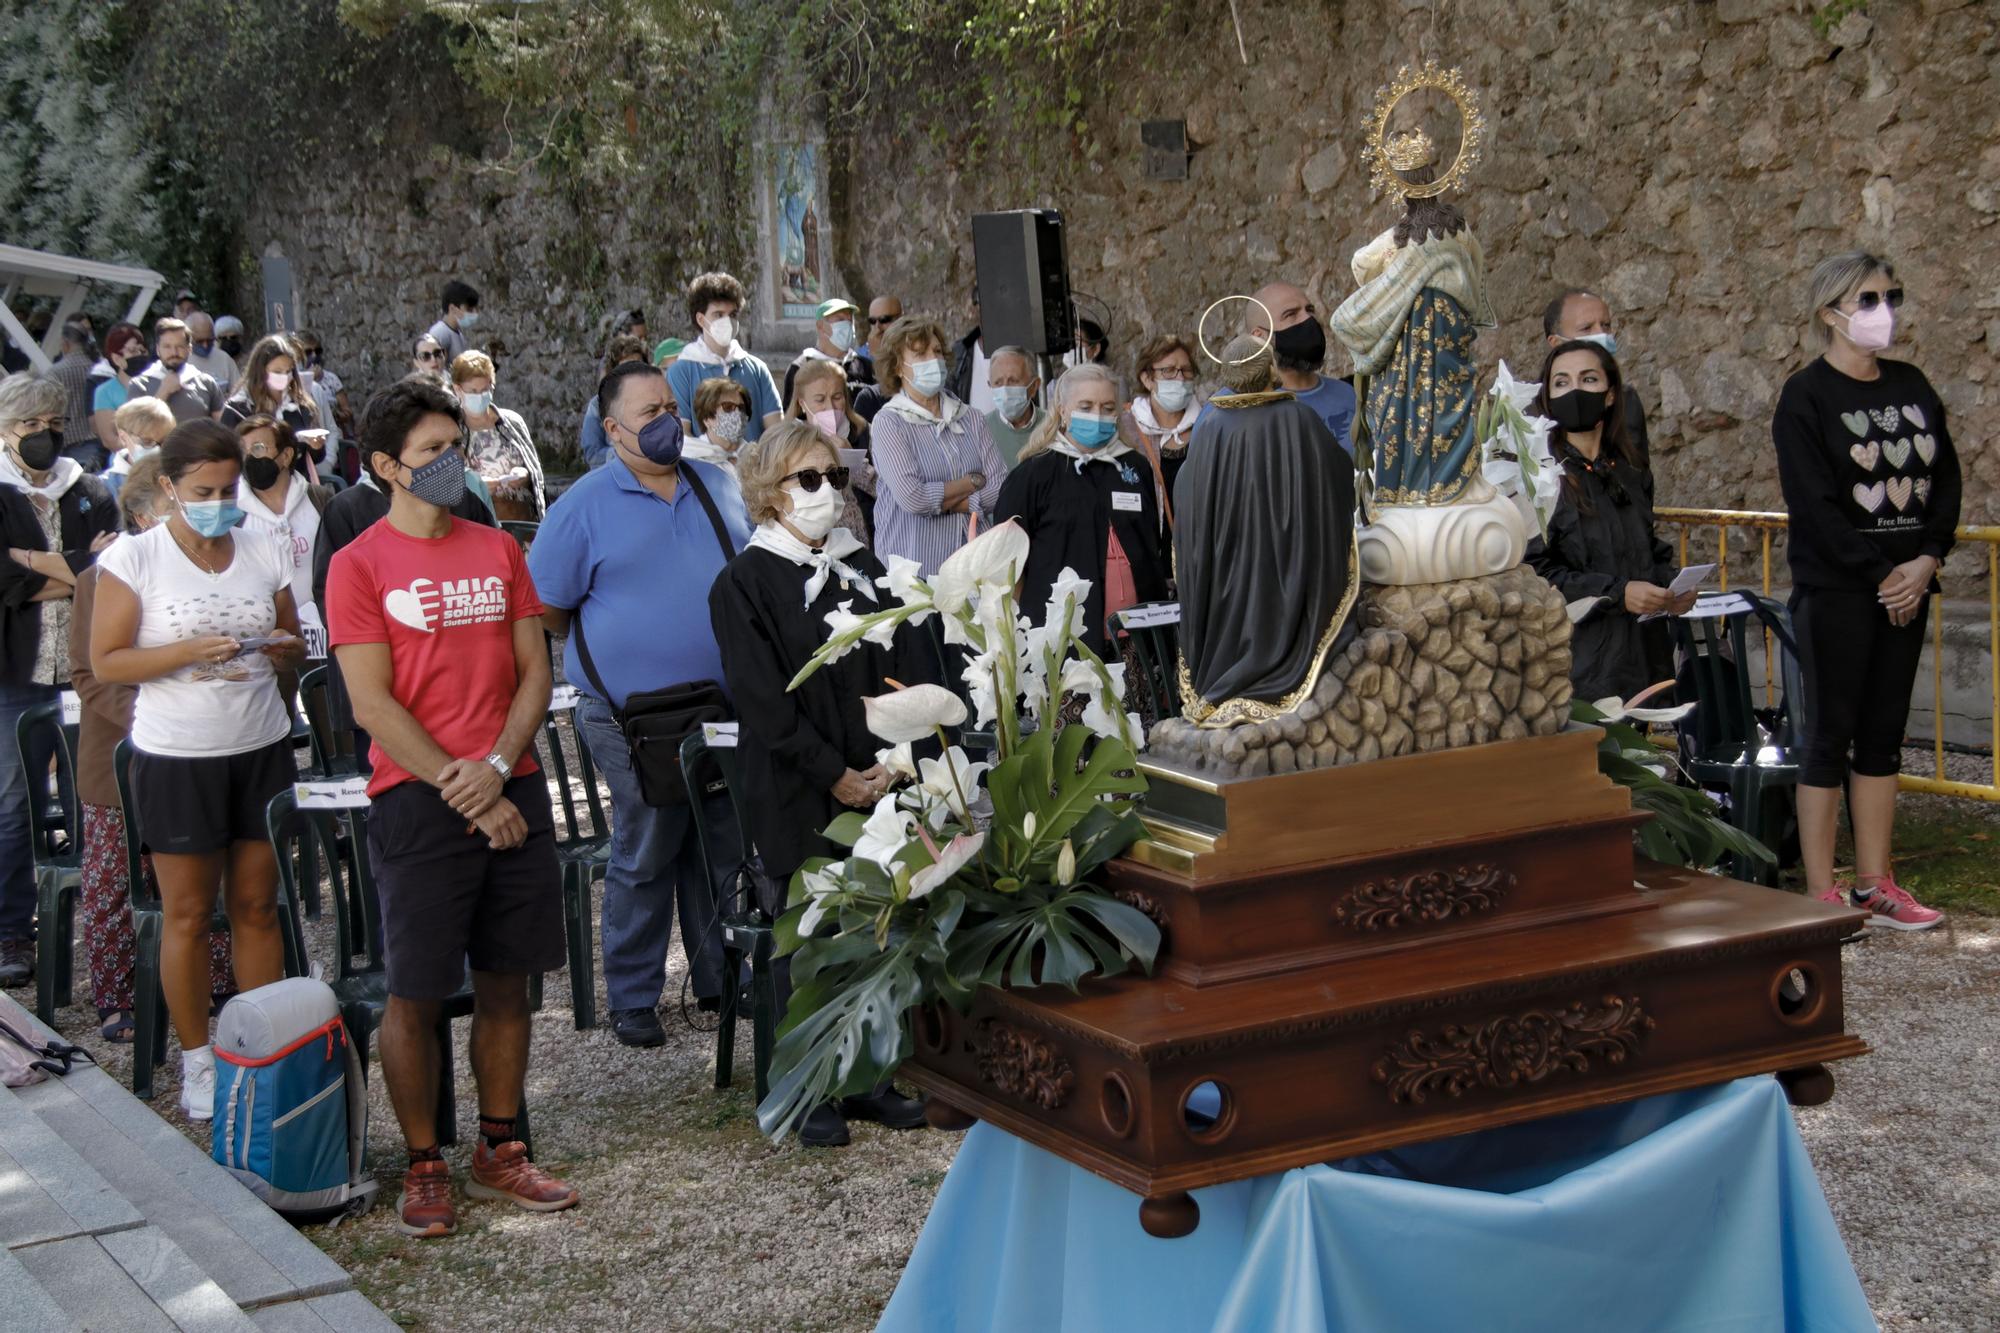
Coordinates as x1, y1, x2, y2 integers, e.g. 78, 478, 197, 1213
1111, 491, 1143, 513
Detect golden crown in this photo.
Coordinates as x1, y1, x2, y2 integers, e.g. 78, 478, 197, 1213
1382, 127, 1437, 172
1360, 60, 1486, 200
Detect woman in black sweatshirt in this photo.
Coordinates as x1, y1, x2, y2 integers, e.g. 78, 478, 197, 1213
1773, 250, 1961, 930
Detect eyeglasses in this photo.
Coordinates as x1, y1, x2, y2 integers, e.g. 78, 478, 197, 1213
867, 315, 900, 327
1149, 367, 1196, 381
1841, 289, 1905, 312
783, 466, 851, 492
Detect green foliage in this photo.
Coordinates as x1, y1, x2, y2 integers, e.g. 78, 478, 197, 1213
1811, 0, 1871, 38
1574, 700, 1776, 870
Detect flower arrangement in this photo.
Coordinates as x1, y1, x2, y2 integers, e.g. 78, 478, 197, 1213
1478, 360, 1563, 539
756, 521, 1162, 1140
1575, 687, 1775, 870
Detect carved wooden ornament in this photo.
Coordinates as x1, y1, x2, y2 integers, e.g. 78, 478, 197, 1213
1373, 994, 1654, 1104
1333, 864, 1516, 931
975, 1019, 1076, 1110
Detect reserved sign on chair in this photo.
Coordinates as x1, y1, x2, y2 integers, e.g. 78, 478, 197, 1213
702, 721, 739, 748
294, 778, 371, 809
550, 684, 580, 712
60, 690, 80, 726
1120, 603, 1182, 629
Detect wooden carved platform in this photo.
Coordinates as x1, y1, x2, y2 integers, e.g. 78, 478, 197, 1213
905, 728, 1868, 1237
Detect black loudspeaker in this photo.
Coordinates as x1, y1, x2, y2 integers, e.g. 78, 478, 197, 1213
972, 209, 1073, 358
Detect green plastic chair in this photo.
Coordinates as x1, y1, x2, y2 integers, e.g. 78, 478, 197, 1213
539, 694, 612, 1030
1668, 594, 1806, 885
499, 520, 540, 551
18, 699, 80, 1024
679, 729, 779, 1103
265, 785, 526, 1153
1107, 602, 1183, 723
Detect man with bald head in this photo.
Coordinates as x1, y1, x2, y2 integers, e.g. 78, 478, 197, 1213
183, 311, 239, 390
851, 294, 905, 419
1248, 280, 1357, 457
1543, 287, 1652, 492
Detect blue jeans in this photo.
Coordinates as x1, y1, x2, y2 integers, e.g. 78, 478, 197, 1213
576, 695, 739, 1010
0, 682, 63, 942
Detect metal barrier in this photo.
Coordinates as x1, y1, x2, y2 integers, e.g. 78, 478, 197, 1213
1655, 508, 2000, 802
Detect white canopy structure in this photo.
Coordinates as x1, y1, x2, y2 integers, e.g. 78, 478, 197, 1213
0, 244, 164, 370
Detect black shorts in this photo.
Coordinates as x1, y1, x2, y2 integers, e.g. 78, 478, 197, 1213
366, 775, 565, 1001
130, 739, 295, 856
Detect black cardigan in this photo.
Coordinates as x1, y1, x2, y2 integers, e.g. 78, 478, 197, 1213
1526, 455, 1676, 704
0, 476, 118, 687
709, 544, 938, 880
996, 447, 1169, 654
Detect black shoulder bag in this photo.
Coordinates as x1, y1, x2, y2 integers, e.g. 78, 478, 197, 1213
570, 464, 735, 807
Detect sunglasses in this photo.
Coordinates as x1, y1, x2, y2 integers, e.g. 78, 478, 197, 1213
784, 466, 851, 492
1843, 289, 1905, 312
417, 351, 445, 362
867, 315, 899, 327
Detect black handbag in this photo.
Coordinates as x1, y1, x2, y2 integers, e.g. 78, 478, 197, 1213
570, 464, 736, 807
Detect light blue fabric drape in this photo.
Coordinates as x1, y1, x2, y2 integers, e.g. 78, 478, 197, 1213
878, 1076, 1872, 1333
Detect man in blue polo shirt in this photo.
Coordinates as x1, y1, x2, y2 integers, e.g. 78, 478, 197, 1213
529, 360, 752, 1048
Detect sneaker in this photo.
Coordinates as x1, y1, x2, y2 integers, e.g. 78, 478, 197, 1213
1812, 885, 1853, 908
467, 1140, 580, 1213
397, 1158, 457, 1238
179, 1046, 216, 1122
610, 1007, 665, 1048
0, 939, 32, 988
1855, 880, 1944, 932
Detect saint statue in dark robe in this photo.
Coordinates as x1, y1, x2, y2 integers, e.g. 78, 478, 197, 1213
1172, 338, 1359, 726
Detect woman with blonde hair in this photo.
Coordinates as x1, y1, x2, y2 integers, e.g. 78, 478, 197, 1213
1775, 250, 1962, 930
450, 349, 544, 521
997, 363, 1167, 654
869, 316, 1006, 574
784, 357, 873, 541
707, 419, 931, 1146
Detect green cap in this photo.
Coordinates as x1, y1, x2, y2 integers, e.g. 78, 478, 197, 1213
654, 337, 686, 363
816, 298, 859, 319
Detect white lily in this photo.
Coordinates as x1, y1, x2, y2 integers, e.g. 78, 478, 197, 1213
1043, 567, 1093, 639
797, 863, 845, 935
878, 742, 917, 780
959, 646, 1001, 729
918, 746, 991, 827
933, 519, 1030, 614
863, 683, 968, 744
909, 831, 986, 899
1589, 695, 1696, 725
1489, 359, 1541, 415
874, 555, 931, 612
852, 792, 919, 868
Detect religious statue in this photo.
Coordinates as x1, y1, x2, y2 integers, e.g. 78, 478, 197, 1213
1330, 62, 1532, 586
1172, 333, 1359, 726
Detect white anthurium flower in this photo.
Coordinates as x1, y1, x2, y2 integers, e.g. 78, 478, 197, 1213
918, 747, 992, 826
909, 831, 986, 899
933, 519, 1031, 614
1489, 359, 1541, 415
1043, 567, 1093, 639
1589, 695, 1697, 726
863, 683, 969, 744
874, 555, 932, 611
797, 863, 845, 935
852, 792, 919, 868
878, 742, 917, 780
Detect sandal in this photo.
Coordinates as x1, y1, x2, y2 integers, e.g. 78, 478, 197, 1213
99, 1010, 135, 1045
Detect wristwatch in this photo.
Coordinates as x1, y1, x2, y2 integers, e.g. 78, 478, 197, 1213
484, 752, 512, 781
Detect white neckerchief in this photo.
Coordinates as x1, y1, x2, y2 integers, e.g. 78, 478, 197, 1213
748, 521, 878, 608
0, 452, 83, 503
682, 436, 737, 467
799, 346, 838, 364
1051, 435, 1135, 474
883, 391, 965, 433
678, 336, 744, 369
1129, 394, 1203, 449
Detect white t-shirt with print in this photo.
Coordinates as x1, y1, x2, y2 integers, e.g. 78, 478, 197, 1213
95, 524, 294, 758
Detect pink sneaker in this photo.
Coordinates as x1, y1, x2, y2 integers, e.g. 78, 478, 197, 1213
1813, 885, 1852, 908
1854, 879, 1944, 932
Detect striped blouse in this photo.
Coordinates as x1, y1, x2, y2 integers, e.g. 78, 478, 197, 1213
869, 395, 1008, 575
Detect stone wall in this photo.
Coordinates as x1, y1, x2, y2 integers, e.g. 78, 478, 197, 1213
247, 0, 1997, 564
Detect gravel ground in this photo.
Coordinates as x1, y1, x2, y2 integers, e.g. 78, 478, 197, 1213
34, 754, 1999, 1331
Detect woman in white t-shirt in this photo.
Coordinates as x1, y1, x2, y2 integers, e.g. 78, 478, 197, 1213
91, 420, 305, 1122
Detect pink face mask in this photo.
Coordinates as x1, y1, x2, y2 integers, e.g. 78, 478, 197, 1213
810, 407, 847, 440
1841, 303, 1895, 352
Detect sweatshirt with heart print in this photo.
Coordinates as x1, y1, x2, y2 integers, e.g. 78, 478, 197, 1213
1773, 356, 1961, 592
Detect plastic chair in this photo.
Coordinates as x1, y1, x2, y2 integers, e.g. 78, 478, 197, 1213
18, 700, 81, 1024
536, 697, 612, 1030
679, 730, 779, 1103
1668, 594, 1806, 885
499, 520, 539, 551
113, 739, 239, 1101
1107, 602, 1183, 723
265, 786, 526, 1153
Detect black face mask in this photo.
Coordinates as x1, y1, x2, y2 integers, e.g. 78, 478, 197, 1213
217, 337, 243, 358
15, 430, 62, 472
243, 454, 286, 490
1548, 388, 1611, 433
1271, 315, 1327, 372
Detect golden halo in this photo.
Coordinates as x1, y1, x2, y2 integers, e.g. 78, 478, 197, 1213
1197, 294, 1276, 367
1359, 59, 1485, 201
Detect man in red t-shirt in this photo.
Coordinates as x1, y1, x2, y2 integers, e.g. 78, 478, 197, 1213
327, 377, 578, 1238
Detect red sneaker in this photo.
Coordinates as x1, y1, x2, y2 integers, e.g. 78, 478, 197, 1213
397, 1158, 456, 1238
467, 1140, 580, 1213
1855, 879, 1944, 932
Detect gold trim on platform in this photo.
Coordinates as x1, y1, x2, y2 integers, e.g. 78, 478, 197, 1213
1136, 760, 1221, 795
1129, 820, 1214, 875
1178, 553, 1361, 728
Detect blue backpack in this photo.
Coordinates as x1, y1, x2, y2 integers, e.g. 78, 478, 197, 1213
212, 977, 378, 1222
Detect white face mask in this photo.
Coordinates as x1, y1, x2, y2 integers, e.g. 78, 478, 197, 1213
120, 431, 158, 461
265, 370, 291, 395
1152, 378, 1194, 412
907, 357, 947, 397
705, 314, 736, 350
829, 320, 857, 352
785, 482, 843, 542
711, 409, 746, 445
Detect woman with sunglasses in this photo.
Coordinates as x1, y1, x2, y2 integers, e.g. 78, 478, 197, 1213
707, 420, 932, 1146
411, 334, 448, 381
1775, 251, 1961, 930
1525, 341, 1689, 705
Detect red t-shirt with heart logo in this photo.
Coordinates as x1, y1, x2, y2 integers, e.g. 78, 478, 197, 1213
325, 516, 545, 797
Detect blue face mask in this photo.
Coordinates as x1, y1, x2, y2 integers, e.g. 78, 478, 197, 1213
907, 358, 946, 397
1579, 332, 1618, 358
1067, 412, 1118, 449
633, 411, 684, 466
172, 490, 244, 538
992, 385, 1032, 421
